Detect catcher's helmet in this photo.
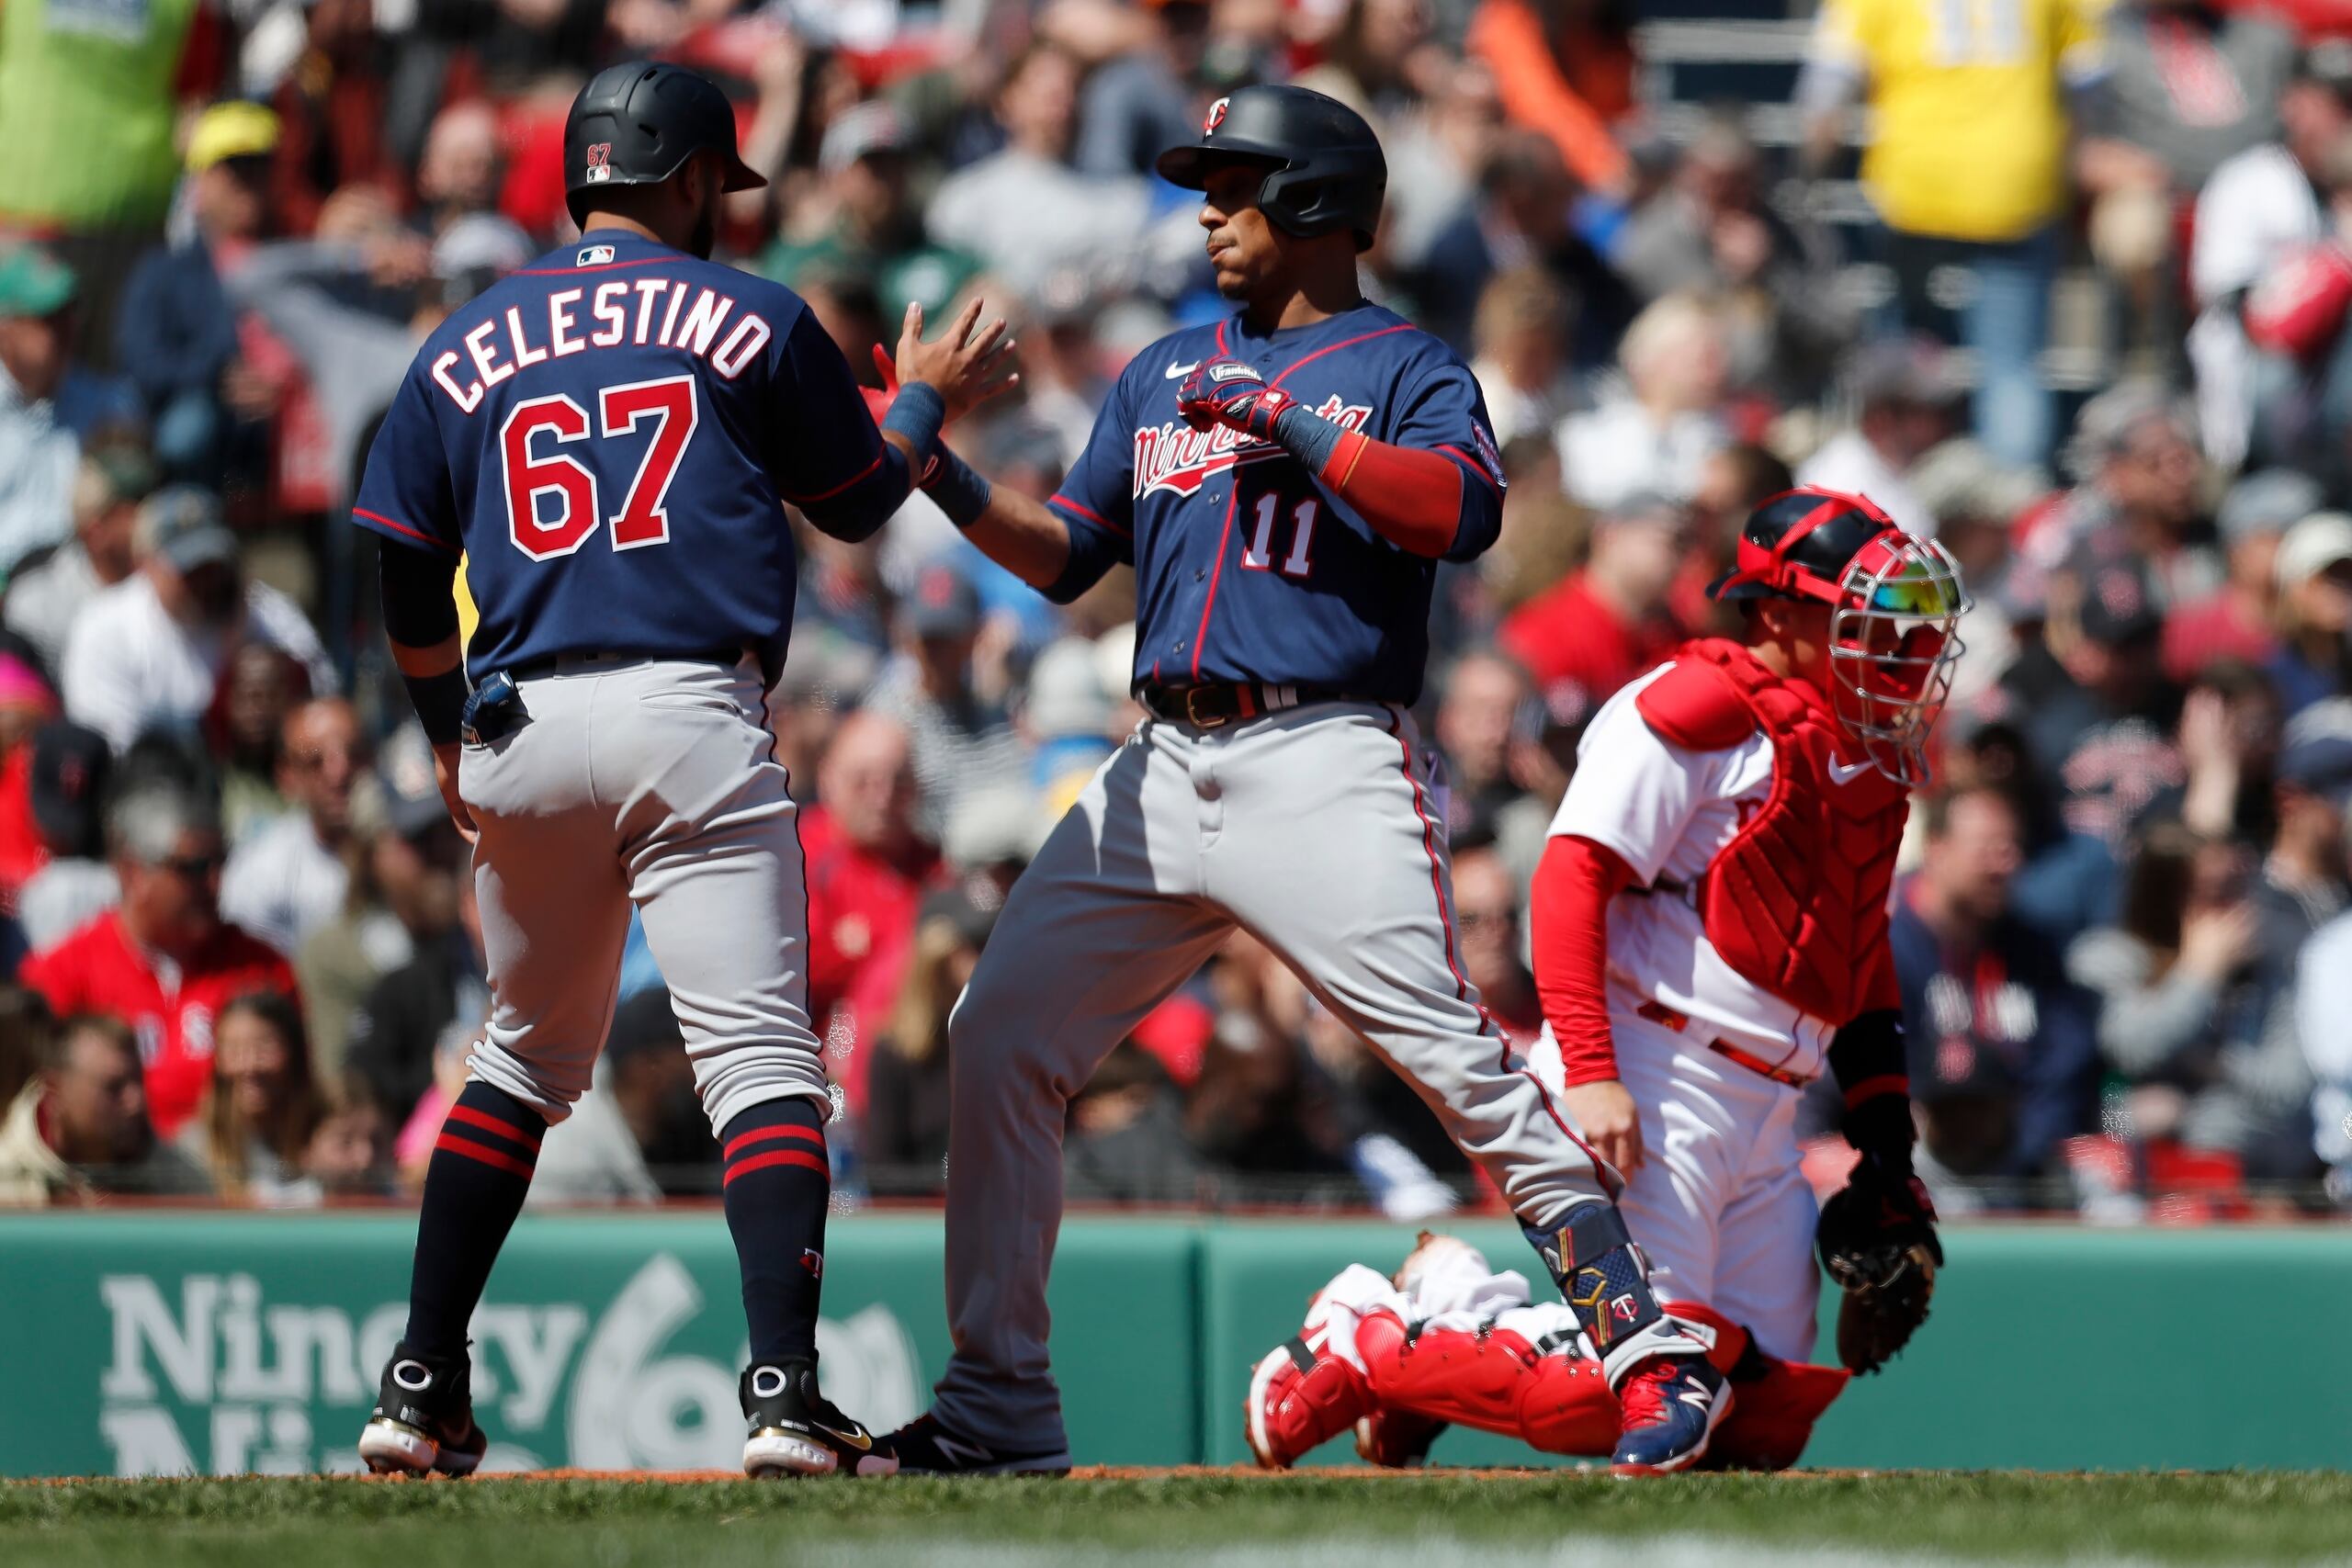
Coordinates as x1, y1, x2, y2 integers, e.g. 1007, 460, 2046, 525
1711, 486, 1971, 786
1155, 85, 1386, 252
564, 61, 765, 227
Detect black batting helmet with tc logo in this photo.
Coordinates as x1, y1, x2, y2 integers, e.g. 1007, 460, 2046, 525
563, 61, 766, 227
1155, 85, 1387, 252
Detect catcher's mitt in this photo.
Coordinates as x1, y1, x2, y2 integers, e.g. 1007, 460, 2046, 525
1815, 1156, 1941, 1375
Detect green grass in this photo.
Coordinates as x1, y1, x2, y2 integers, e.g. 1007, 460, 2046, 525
5, 1472, 2351, 1567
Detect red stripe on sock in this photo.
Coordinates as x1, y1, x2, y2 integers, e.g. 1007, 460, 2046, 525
722, 1147, 828, 1186
722, 1122, 826, 1162
446, 1101, 543, 1151
435, 1131, 536, 1179
1843, 1074, 1909, 1109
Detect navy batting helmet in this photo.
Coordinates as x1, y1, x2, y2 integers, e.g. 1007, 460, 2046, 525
564, 62, 765, 226
1155, 85, 1386, 252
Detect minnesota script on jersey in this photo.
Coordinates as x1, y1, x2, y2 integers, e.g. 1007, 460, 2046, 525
354, 231, 899, 680
1047, 303, 1507, 705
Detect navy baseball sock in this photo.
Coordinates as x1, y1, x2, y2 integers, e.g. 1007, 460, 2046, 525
401, 1082, 546, 1359
720, 1097, 831, 1363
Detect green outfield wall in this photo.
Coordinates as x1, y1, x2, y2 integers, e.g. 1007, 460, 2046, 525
1, 1212, 2346, 1476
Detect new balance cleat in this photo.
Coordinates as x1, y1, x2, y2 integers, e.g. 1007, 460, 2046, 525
357, 1345, 488, 1476
741, 1359, 898, 1477
1610, 1354, 1732, 1476
883, 1412, 1072, 1475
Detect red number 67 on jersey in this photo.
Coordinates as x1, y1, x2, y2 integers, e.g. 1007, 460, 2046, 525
500, 373, 700, 558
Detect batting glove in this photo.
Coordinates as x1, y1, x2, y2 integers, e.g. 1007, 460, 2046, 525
1177, 356, 1296, 441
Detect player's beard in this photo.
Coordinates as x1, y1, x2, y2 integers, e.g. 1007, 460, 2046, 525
688, 189, 720, 260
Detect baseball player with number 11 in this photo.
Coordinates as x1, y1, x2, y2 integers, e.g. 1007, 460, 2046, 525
869, 85, 1730, 1478
347, 61, 1012, 1481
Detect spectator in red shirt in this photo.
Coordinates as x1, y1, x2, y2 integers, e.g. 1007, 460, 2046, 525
799, 712, 942, 1107
19, 777, 297, 1139
1499, 491, 1692, 728
2165, 469, 2320, 682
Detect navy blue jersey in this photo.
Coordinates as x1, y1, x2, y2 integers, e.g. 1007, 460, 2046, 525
354, 230, 899, 680
1046, 303, 1504, 705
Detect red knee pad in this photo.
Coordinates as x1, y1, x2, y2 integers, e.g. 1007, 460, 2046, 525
1358, 1312, 1554, 1437
1513, 1352, 1619, 1456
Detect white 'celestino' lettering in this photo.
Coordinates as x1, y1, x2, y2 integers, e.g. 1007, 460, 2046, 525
429, 281, 769, 412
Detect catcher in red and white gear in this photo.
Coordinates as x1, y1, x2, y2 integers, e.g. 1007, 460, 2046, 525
1244, 488, 1966, 1471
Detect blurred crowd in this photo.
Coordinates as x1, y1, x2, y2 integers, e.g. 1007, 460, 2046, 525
6, 0, 2352, 1221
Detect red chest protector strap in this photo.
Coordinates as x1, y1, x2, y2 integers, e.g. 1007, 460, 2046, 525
1634, 640, 1910, 1025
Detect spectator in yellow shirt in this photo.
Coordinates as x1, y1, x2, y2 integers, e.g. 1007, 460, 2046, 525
1800, 0, 2110, 470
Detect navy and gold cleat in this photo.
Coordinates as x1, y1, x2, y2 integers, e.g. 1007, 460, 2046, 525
741, 1359, 899, 1478
357, 1344, 489, 1476
1610, 1355, 1732, 1476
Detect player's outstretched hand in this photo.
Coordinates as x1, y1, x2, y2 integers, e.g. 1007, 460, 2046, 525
894, 299, 1020, 423
1556, 1077, 1644, 1179
431, 742, 480, 847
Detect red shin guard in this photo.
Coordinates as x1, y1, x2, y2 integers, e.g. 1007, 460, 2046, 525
1355, 1298, 1847, 1465
1357, 1309, 1620, 1456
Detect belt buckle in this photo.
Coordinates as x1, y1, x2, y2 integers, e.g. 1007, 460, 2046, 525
1183, 686, 1229, 729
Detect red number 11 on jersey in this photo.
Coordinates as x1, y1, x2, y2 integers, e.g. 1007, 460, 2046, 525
500, 373, 700, 559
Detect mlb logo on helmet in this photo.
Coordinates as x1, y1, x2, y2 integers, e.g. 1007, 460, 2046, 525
584, 141, 613, 183
1204, 96, 1229, 134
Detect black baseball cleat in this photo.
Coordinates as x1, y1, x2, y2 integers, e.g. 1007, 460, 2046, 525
357, 1344, 489, 1476
741, 1359, 899, 1477
883, 1412, 1072, 1476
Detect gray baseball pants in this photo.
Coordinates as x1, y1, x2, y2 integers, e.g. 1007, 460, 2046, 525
458, 653, 831, 1134
930, 702, 1618, 1453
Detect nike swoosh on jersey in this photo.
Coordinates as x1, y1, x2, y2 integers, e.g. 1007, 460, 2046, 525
1166, 361, 1200, 379
1828, 757, 1875, 784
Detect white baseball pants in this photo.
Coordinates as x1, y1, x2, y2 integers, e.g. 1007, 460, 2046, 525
458, 654, 830, 1134
1531, 1009, 1821, 1362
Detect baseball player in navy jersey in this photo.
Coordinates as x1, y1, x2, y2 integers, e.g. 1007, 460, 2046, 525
349, 62, 1012, 1480
875, 85, 1731, 1477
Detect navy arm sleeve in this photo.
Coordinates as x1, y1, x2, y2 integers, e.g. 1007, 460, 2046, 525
1039, 369, 1139, 604
1389, 355, 1507, 564
765, 308, 915, 544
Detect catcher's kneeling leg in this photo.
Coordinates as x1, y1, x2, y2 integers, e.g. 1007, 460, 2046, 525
1668, 1302, 1851, 1472
1356, 1309, 1620, 1457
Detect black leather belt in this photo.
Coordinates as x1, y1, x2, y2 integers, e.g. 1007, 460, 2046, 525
1137, 680, 1350, 729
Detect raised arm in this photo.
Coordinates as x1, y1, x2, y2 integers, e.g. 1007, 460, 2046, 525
869, 339, 1133, 604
